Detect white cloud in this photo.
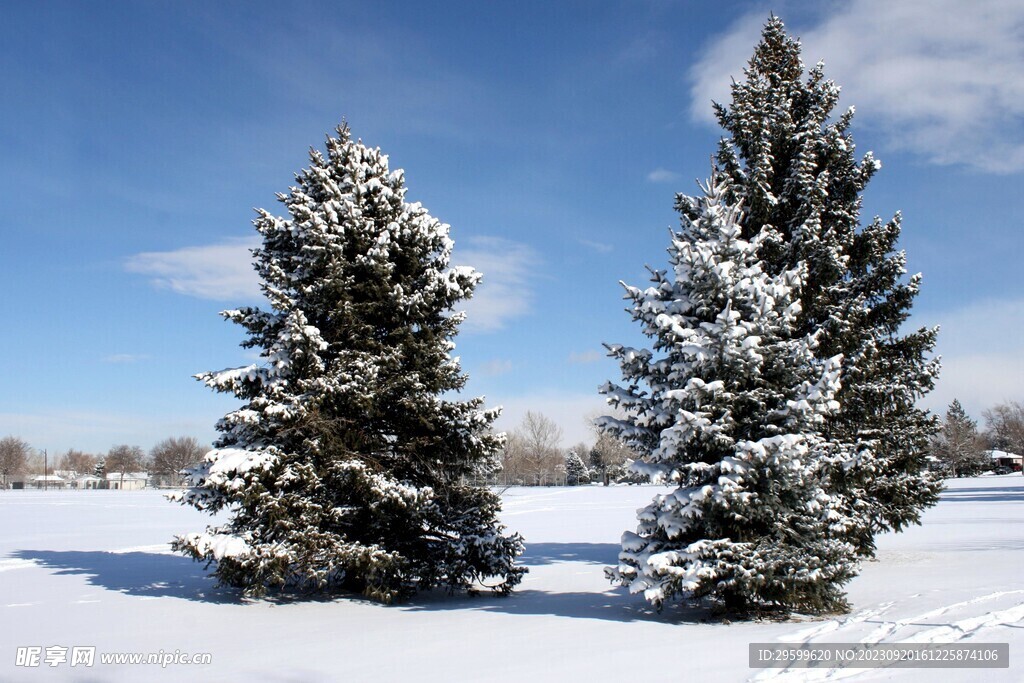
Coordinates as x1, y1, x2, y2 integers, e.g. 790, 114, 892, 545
126, 237, 261, 301
647, 168, 681, 183
577, 238, 614, 254
454, 236, 539, 333
477, 359, 514, 377
569, 350, 604, 364
690, 1, 1024, 172
918, 298, 1024, 420
126, 233, 538, 333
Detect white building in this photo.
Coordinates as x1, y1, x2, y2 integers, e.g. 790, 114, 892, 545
105, 472, 150, 490
74, 475, 103, 489
32, 474, 69, 489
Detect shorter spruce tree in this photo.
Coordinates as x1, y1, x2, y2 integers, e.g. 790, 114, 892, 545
600, 178, 863, 614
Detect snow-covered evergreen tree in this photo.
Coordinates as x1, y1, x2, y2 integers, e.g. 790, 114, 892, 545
608, 459, 650, 485
171, 124, 525, 602
587, 445, 605, 485
683, 17, 941, 556
564, 449, 589, 486
932, 400, 986, 477
600, 177, 862, 614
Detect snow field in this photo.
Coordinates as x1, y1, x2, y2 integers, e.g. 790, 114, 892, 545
1, 476, 1022, 682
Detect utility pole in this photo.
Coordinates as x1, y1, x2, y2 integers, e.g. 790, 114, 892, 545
43, 449, 48, 491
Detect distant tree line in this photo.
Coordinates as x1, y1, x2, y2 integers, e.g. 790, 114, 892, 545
1, 400, 1019, 490
0, 436, 208, 489
490, 411, 646, 487
489, 398, 1024, 486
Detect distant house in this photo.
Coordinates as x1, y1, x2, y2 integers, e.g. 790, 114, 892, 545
74, 474, 103, 490
105, 472, 150, 490
2, 475, 30, 490
988, 450, 1023, 472
32, 474, 69, 489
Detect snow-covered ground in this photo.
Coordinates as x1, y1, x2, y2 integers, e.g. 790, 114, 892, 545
1, 476, 1021, 682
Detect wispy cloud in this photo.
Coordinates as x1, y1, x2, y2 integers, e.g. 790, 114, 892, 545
126, 237, 261, 301
102, 354, 150, 364
569, 350, 604, 364
127, 233, 538, 333
614, 29, 666, 66
647, 168, 681, 183
577, 238, 614, 254
455, 236, 539, 333
690, 1, 1024, 173
477, 359, 514, 377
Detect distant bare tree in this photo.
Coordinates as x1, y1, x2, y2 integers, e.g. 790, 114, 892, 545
499, 431, 528, 485
106, 444, 145, 488
586, 410, 642, 484
150, 437, 206, 486
0, 436, 30, 488
24, 449, 45, 476
522, 411, 564, 485
588, 432, 635, 485
983, 401, 1024, 457
59, 449, 98, 476
500, 412, 564, 485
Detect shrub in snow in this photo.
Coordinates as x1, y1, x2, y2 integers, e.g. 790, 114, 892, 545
689, 17, 941, 557
600, 177, 863, 614
171, 124, 525, 602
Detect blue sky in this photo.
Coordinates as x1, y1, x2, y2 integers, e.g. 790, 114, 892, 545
3, 0, 1023, 454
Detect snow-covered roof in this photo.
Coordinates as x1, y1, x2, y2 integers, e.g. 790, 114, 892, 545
33, 474, 66, 482
76, 475, 102, 481
987, 450, 1023, 461
105, 472, 150, 480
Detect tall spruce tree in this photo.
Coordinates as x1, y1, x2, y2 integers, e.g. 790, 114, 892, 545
601, 178, 862, 614
171, 124, 525, 601
680, 17, 941, 557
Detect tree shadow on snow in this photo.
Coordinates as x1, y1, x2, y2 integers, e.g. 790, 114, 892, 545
11, 543, 713, 622
402, 542, 708, 625
939, 486, 1024, 503
404, 588, 707, 624
11, 549, 243, 604
518, 541, 622, 566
